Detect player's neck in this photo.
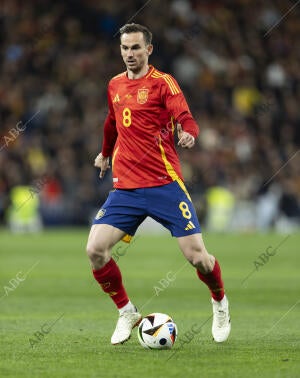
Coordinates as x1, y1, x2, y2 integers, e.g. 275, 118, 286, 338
127, 65, 150, 80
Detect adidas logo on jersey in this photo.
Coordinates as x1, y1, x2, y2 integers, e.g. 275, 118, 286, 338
185, 221, 196, 230
113, 94, 120, 103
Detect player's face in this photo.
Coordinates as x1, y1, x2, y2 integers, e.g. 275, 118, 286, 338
120, 32, 153, 74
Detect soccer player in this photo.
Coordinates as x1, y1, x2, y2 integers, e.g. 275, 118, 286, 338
86, 23, 231, 345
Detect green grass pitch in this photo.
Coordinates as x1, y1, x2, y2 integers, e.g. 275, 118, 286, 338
0, 228, 299, 377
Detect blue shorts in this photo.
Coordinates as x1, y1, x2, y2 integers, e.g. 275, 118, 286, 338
93, 180, 201, 238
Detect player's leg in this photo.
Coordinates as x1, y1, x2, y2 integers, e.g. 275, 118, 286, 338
146, 181, 230, 342
86, 189, 146, 344
87, 223, 125, 269
177, 233, 221, 296
86, 223, 129, 307
86, 224, 142, 344
177, 233, 230, 342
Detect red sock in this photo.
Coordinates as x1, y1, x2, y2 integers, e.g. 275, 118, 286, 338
93, 258, 129, 309
196, 259, 225, 301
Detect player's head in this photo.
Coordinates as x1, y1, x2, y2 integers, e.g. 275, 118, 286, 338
119, 23, 153, 74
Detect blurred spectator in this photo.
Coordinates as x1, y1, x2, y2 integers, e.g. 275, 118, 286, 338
6, 185, 42, 233
205, 186, 235, 232
0, 0, 299, 231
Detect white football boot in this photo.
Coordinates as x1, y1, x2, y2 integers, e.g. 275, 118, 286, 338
111, 309, 142, 345
212, 295, 231, 342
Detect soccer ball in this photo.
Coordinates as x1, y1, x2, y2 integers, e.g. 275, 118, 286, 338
137, 313, 177, 349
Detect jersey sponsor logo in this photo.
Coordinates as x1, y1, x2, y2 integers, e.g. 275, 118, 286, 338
113, 177, 119, 182
137, 88, 149, 104
185, 221, 196, 230
95, 208, 106, 220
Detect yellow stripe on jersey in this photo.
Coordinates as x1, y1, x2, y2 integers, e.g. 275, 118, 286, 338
151, 71, 181, 95
146, 66, 155, 78
164, 74, 180, 95
158, 137, 192, 201
170, 116, 175, 134
151, 72, 163, 78
112, 146, 119, 168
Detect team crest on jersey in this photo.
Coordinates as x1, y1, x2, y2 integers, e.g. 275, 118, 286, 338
95, 208, 106, 220
137, 88, 149, 104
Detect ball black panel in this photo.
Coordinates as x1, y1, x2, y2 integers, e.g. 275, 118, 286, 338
159, 338, 167, 345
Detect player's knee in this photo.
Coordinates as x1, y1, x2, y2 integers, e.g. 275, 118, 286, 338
185, 246, 210, 268
86, 241, 106, 261
191, 254, 206, 268
192, 251, 215, 273
86, 243, 110, 269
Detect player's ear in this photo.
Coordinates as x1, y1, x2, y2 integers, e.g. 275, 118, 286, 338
147, 44, 153, 56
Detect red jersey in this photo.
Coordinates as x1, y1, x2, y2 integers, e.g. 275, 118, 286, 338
102, 65, 199, 189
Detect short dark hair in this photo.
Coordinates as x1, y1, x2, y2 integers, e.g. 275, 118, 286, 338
119, 23, 152, 45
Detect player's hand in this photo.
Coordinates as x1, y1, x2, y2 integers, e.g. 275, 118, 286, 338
94, 152, 110, 178
177, 123, 195, 149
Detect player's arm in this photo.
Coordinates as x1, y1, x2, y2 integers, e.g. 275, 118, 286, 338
161, 76, 199, 148
95, 88, 118, 178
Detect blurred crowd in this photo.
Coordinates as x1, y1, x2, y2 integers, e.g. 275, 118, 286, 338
0, 0, 299, 231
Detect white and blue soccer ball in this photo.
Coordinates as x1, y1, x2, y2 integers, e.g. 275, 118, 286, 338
137, 312, 178, 349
